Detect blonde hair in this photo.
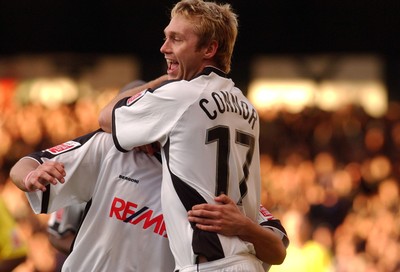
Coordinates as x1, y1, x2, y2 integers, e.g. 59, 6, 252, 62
171, 0, 238, 73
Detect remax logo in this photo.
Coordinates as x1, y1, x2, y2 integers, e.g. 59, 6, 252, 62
109, 197, 167, 238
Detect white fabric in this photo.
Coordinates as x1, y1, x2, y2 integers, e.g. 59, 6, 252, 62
179, 254, 263, 272
113, 67, 262, 271
26, 131, 174, 272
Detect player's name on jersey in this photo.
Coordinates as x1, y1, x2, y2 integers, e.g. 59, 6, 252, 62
199, 90, 258, 129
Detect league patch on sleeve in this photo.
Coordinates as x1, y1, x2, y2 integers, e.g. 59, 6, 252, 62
259, 205, 275, 220
126, 90, 146, 106
46, 141, 81, 155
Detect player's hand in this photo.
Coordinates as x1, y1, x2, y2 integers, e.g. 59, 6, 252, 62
133, 142, 160, 156
187, 194, 250, 237
24, 161, 66, 192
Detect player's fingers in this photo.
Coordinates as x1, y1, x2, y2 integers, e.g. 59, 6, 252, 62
33, 169, 61, 186
25, 176, 47, 192
52, 162, 66, 176
188, 209, 221, 221
188, 214, 222, 227
37, 164, 66, 184
44, 170, 64, 184
191, 204, 220, 214
38, 170, 61, 185
194, 223, 221, 232
32, 180, 48, 192
50, 168, 66, 184
214, 194, 234, 205
45, 161, 66, 174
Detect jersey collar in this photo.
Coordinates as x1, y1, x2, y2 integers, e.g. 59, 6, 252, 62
195, 66, 228, 79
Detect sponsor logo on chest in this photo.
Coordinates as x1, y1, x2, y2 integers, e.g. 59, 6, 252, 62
109, 196, 167, 238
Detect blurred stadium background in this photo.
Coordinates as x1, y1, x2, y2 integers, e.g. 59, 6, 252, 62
1, 1, 399, 271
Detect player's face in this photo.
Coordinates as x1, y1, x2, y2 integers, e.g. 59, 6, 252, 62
160, 15, 209, 81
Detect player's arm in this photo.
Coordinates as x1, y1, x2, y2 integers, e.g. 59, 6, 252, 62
188, 194, 287, 265
9, 158, 66, 192
98, 75, 168, 133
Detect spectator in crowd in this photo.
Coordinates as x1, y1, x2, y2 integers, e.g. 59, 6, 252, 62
0, 195, 28, 272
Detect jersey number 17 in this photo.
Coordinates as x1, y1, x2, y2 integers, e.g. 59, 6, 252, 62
206, 125, 255, 205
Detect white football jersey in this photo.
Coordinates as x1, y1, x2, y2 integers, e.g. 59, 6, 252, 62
112, 67, 262, 270
25, 130, 174, 272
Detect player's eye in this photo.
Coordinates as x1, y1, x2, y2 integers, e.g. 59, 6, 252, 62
163, 34, 183, 43
173, 37, 182, 41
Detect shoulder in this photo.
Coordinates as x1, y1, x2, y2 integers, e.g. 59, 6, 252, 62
151, 79, 188, 93
27, 130, 112, 161
147, 80, 202, 104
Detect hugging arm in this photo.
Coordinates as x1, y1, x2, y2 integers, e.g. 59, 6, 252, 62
188, 194, 287, 265
98, 75, 168, 133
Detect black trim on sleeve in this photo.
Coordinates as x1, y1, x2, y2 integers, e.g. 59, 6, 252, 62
260, 219, 287, 235
261, 219, 290, 248
112, 98, 130, 153
70, 199, 92, 253
27, 129, 104, 162
40, 185, 51, 213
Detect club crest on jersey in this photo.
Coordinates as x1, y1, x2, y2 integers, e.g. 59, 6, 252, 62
127, 91, 145, 106
46, 141, 81, 155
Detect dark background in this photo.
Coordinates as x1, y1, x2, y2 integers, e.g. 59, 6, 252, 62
1, 0, 399, 99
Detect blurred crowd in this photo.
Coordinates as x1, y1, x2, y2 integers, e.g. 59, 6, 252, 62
1, 88, 399, 271
0, 88, 117, 272
262, 104, 400, 271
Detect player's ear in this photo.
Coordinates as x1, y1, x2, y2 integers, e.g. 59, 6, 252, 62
204, 40, 218, 59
